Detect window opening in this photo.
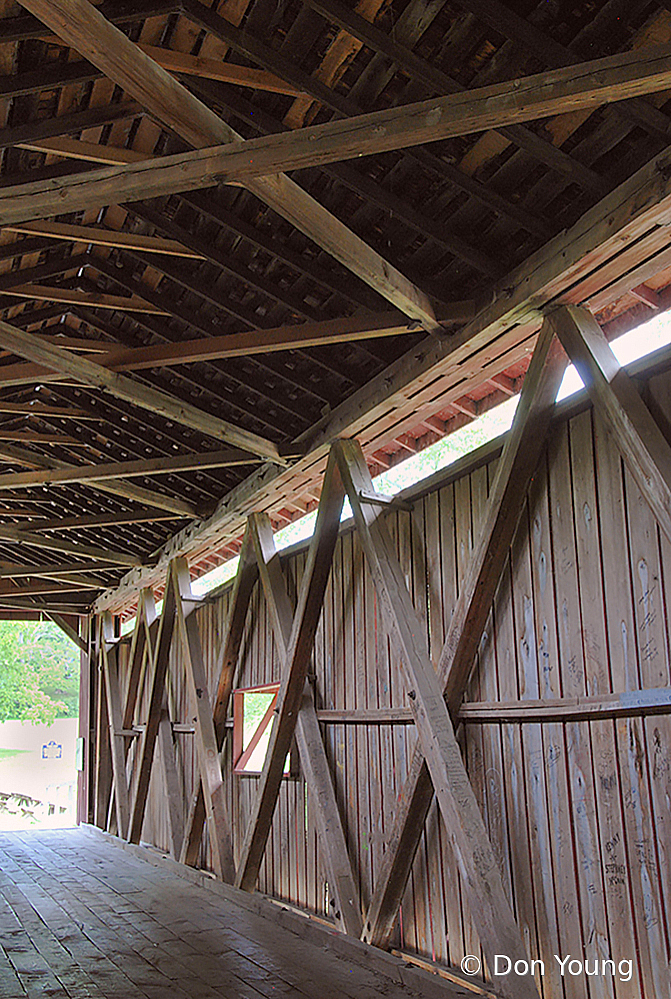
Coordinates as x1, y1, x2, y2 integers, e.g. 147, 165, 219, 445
233, 683, 293, 776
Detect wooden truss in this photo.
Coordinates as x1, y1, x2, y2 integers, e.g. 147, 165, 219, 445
92, 302, 671, 997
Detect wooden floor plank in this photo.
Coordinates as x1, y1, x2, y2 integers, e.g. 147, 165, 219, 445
0, 829, 468, 999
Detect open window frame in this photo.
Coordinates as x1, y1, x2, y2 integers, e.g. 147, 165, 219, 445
232, 682, 299, 778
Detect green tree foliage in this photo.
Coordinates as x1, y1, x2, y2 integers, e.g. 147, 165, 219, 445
0, 621, 79, 725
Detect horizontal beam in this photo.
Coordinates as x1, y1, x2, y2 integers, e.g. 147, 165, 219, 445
0, 579, 96, 596
0, 524, 143, 566
0, 599, 91, 615
0, 284, 170, 314
16, 136, 147, 164
284, 687, 671, 723
0, 320, 282, 462
0, 431, 86, 445
0, 401, 102, 419
0, 448, 261, 489
460, 688, 671, 723
0, 559, 121, 579
316, 708, 414, 724
3, 43, 671, 226
0, 311, 447, 386
0, 438, 200, 519
19, 510, 183, 532
0, 101, 141, 154
137, 44, 305, 96
5, 221, 206, 259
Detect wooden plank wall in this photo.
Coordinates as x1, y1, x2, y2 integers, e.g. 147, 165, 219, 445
108, 369, 671, 997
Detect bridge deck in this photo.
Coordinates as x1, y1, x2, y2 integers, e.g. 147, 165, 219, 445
0, 828, 465, 999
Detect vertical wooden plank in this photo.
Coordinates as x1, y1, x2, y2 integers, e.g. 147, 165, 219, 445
76, 616, 92, 826
156, 707, 185, 859
509, 503, 564, 998
621, 452, 671, 998
531, 438, 591, 999
436, 481, 464, 968
494, 555, 539, 976
453, 471, 479, 964
472, 459, 518, 978
593, 407, 667, 999
564, 412, 633, 999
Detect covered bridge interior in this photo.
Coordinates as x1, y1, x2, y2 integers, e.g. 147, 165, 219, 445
0, 0, 671, 996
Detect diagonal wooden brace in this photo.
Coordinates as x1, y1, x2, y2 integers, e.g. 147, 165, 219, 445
100, 613, 130, 839
173, 559, 235, 882
248, 512, 362, 936
180, 529, 259, 867
235, 448, 345, 892
361, 319, 567, 952
335, 436, 541, 999
548, 303, 671, 546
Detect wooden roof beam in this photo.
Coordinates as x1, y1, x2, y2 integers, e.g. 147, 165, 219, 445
0, 447, 261, 490
0, 524, 141, 566
0, 319, 283, 462
0, 312, 439, 389
0, 439, 202, 519
16, 136, 148, 164
0, 579, 98, 597
5, 39, 671, 236
0, 559, 126, 579
137, 44, 305, 97
0, 598, 91, 614
0, 47, 304, 102
18, 0, 436, 330
19, 510, 182, 532
5, 221, 207, 260
0, 101, 141, 153
0, 401, 103, 420
0, 284, 171, 315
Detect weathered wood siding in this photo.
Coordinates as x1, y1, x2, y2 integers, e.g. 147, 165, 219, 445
109, 370, 671, 996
